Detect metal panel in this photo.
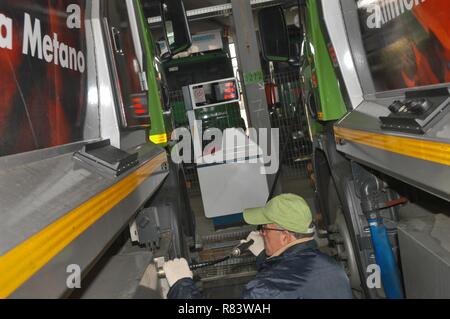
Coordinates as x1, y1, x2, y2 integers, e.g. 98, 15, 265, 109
91, 0, 121, 148
197, 161, 269, 218
0, 144, 168, 298
0, 137, 165, 256
0, 141, 92, 170
398, 215, 450, 298
80, 252, 154, 299
321, 0, 363, 110
339, 0, 376, 97
336, 133, 450, 202
10, 165, 168, 298
336, 96, 450, 202
84, 2, 102, 141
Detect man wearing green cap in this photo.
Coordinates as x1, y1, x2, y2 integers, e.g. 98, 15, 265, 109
163, 194, 353, 299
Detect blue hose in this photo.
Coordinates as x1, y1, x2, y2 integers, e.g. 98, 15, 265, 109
368, 217, 404, 299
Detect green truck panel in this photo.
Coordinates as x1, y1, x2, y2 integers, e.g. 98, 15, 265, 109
306, 0, 347, 122
137, 0, 168, 145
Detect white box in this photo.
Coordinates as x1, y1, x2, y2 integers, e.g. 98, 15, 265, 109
196, 129, 269, 218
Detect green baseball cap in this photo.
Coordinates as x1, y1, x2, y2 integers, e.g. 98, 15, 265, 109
243, 194, 314, 234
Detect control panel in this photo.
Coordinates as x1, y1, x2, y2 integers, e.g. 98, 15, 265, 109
380, 89, 450, 134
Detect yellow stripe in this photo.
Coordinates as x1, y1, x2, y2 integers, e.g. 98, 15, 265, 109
318, 112, 324, 121
0, 152, 167, 298
334, 127, 450, 166
150, 133, 168, 145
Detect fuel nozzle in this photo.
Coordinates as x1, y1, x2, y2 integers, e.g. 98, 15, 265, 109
231, 239, 254, 257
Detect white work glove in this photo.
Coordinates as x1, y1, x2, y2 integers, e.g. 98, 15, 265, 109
241, 231, 265, 256
163, 258, 193, 287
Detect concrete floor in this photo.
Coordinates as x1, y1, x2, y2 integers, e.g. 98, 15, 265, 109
279, 173, 315, 209
190, 168, 316, 238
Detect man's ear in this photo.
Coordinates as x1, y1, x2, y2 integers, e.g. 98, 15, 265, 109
281, 230, 292, 242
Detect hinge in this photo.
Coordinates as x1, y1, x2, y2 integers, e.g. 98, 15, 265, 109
139, 71, 148, 91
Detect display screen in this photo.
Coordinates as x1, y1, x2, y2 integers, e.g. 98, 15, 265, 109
356, 0, 450, 92
214, 81, 239, 102
192, 79, 239, 109
0, 0, 88, 157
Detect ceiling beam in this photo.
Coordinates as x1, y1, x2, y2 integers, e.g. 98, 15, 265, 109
148, 0, 288, 27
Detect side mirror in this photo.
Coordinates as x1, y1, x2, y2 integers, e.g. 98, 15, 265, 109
160, 0, 192, 57
258, 6, 290, 62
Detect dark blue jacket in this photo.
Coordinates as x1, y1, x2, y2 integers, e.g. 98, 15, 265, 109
168, 240, 353, 299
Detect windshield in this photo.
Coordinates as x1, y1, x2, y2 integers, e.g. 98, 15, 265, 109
356, 0, 450, 92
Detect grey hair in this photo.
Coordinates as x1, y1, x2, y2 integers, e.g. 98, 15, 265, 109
274, 223, 316, 239
290, 231, 315, 240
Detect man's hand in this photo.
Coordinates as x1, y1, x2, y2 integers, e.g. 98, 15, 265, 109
163, 258, 193, 287
241, 231, 265, 256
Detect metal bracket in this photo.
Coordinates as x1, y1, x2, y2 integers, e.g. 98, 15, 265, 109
135, 207, 162, 250
357, 235, 373, 251
351, 162, 387, 217
73, 140, 139, 177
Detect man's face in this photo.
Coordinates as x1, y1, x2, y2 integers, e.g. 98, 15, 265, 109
260, 223, 286, 256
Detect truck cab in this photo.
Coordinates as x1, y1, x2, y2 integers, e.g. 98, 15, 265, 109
0, 0, 193, 298
258, 0, 450, 299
